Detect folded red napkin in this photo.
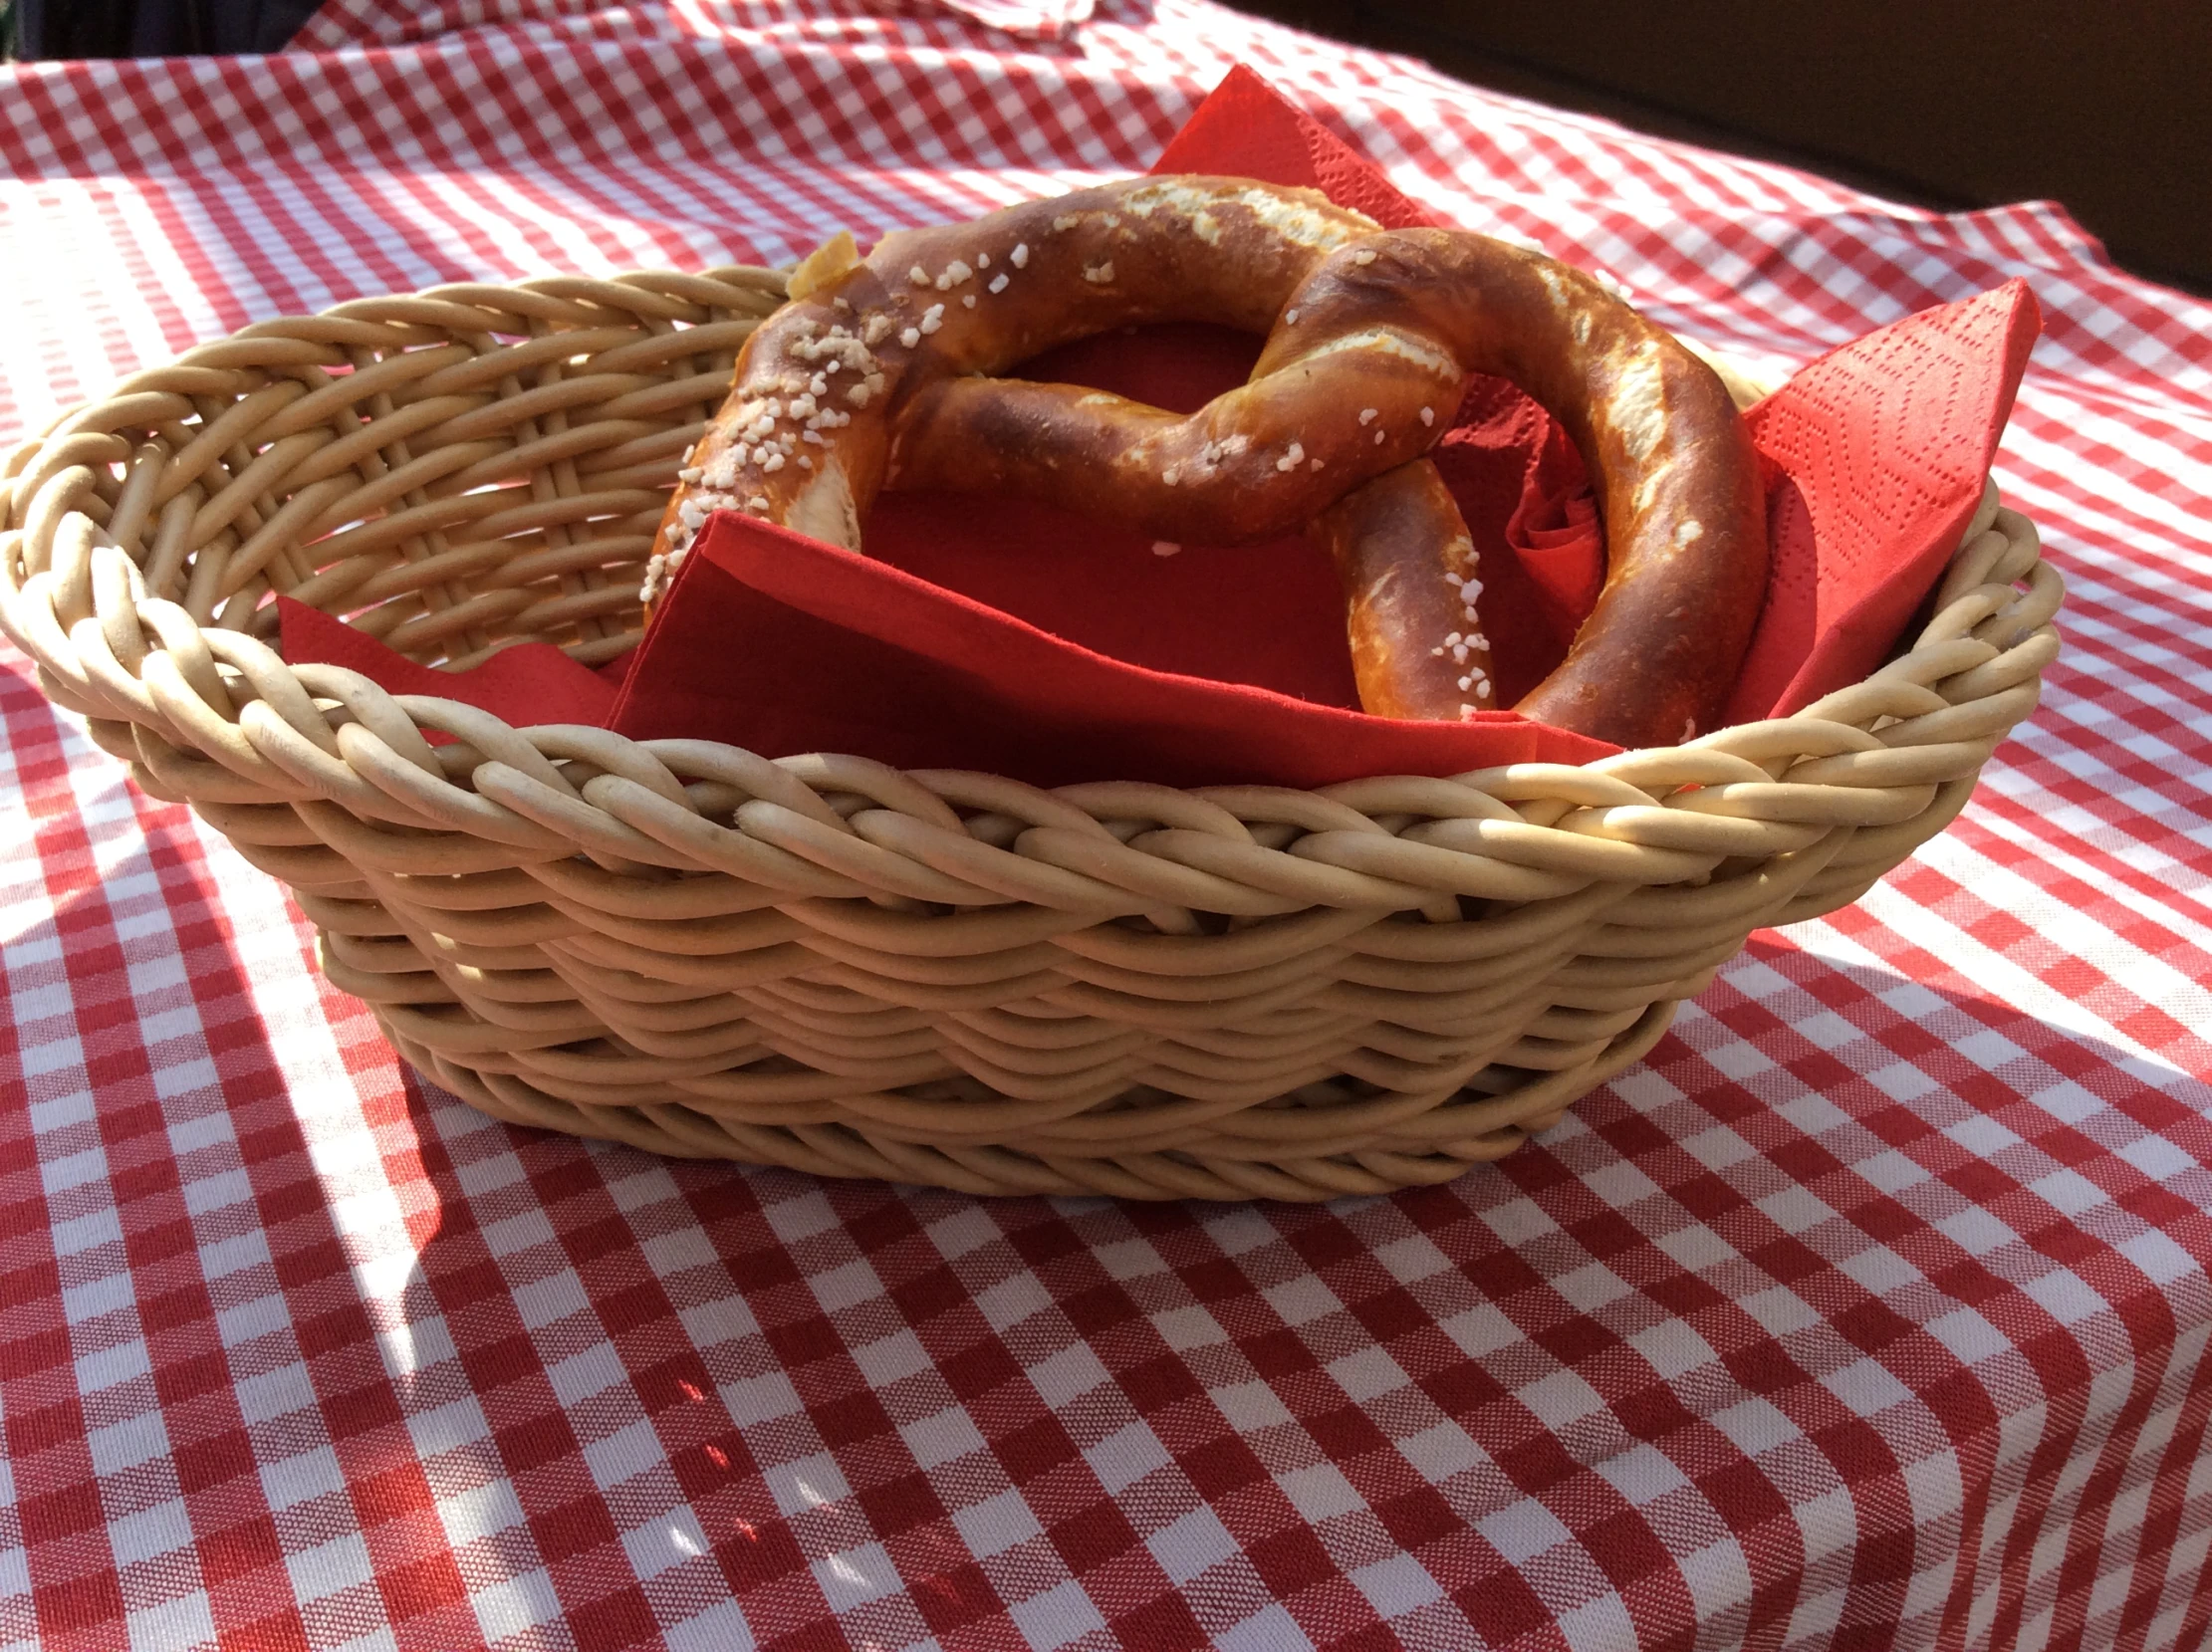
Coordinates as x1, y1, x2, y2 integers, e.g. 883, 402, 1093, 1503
278, 600, 629, 727
279, 66, 2039, 785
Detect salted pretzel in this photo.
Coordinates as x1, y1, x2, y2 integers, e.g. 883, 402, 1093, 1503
642, 176, 1768, 747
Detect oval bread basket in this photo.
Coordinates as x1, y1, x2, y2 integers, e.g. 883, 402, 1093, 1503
0, 267, 2063, 1202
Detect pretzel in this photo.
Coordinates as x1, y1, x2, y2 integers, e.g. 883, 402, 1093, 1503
643, 176, 1768, 747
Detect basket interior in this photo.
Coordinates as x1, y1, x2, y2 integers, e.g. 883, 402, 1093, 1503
32, 270, 788, 673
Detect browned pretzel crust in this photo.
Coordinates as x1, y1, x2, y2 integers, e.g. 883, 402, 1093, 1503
644, 175, 1768, 747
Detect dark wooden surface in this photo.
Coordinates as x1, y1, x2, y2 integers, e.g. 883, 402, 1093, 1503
1237, 0, 2208, 294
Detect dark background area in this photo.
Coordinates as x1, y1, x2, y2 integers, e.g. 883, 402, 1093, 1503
1235, 0, 2210, 295
3, 0, 320, 57
9, 0, 2205, 295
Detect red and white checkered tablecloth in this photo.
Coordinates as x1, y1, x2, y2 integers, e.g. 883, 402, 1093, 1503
3, 3, 2210, 1649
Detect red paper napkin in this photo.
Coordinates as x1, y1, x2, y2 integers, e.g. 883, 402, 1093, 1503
278, 65, 2039, 784
1728, 286, 2039, 721
617, 511, 1616, 790
277, 598, 628, 729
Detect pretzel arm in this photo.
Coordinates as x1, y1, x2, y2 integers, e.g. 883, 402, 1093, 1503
887, 345, 1458, 544
1263, 230, 1768, 744
1311, 460, 1493, 718
643, 177, 1376, 583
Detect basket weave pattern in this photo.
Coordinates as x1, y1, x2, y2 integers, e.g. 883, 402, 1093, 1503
0, 268, 2063, 1201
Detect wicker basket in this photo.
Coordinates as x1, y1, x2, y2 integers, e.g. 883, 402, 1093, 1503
0, 267, 2063, 1202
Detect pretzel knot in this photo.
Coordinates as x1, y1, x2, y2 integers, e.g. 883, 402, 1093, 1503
646, 176, 1769, 748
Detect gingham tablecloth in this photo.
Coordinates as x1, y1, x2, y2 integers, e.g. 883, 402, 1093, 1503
3, 4, 2210, 1649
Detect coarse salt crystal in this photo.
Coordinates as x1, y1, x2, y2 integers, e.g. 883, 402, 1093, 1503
909, 265, 930, 285
1352, 249, 1376, 265
1084, 261, 1114, 284
1152, 541, 1180, 557
919, 304, 944, 335
1011, 242, 1030, 268
989, 273, 1009, 294
1358, 408, 1378, 424
1276, 441, 1305, 472
899, 327, 920, 349
1419, 406, 1434, 426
